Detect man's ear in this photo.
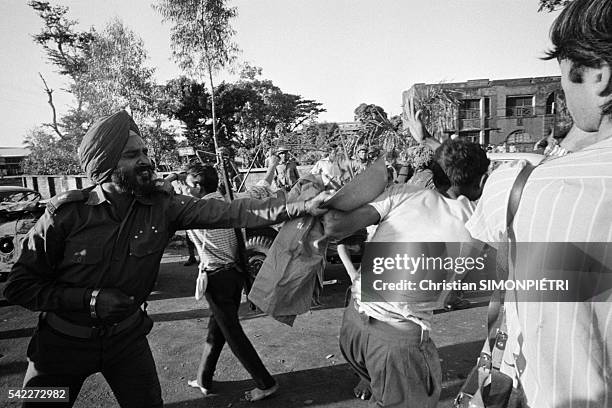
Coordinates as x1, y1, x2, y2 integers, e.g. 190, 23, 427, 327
593, 62, 612, 98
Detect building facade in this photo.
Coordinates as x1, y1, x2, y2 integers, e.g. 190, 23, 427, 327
403, 76, 569, 151
0, 147, 30, 176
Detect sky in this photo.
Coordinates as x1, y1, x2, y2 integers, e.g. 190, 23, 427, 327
0, 0, 562, 147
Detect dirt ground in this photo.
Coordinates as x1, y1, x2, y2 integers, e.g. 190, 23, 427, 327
0, 249, 490, 407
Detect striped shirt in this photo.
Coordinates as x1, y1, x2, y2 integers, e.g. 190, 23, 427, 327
187, 183, 275, 272
187, 191, 238, 271
466, 136, 612, 408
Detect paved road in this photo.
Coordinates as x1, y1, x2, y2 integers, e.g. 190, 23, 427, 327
0, 251, 491, 407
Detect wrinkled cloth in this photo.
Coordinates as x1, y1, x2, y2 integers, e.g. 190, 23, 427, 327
248, 175, 327, 326
78, 110, 141, 183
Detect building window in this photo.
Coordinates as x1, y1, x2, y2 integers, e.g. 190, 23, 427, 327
546, 93, 556, 115
459, 99, 480, 119
506, 96, 534, 117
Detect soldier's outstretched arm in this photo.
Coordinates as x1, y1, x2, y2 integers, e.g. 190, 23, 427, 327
171, 190, 332, 231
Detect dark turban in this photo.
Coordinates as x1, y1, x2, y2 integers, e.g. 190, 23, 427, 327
78, 110, 140, 183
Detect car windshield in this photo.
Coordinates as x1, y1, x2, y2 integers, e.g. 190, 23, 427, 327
0, 191, 40, 203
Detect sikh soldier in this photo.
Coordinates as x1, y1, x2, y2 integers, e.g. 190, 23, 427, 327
4, 110, 330, 407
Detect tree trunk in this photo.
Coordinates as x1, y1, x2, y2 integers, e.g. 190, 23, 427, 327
39, 73, 65, 140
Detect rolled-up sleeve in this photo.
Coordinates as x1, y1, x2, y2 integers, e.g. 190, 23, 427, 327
170, 192, 307, 231
4, 211, 87, 312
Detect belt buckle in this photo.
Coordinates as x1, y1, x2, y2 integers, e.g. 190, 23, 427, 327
91, 325, 106, 338
92, 323, 120, 338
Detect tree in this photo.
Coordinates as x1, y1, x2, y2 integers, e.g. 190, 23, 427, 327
538, 0, 572, 12
353, 103, 408, 161
163, 69, 325, 167
29, 0, 94, 140
163, 76, 222, 154
28, 2, 169, 174
155, 0, 239, 193
407, 85, 461, 141
139, 85, 180, 170
354, 103, 390, 144
81, 19, 155, 118
29, 1, 93, 78
229, 66, 324, 163
291, 121, 340, 165
22, 128, 81, 175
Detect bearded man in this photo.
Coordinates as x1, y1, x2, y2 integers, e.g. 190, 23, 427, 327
4, 110, 329, 407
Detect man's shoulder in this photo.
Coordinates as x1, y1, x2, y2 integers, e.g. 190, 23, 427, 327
387, 183, 429, 197
484, 160, 527, 191
371, 183, 425, 210
46, 188, 93, 215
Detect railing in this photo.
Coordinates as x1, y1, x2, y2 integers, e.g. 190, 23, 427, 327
459, 109, 480, 119
505, 106, 534, 117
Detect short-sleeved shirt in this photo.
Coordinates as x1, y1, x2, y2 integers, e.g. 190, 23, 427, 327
466, 136, 612, 407
310, 158, 345, 187
352, 184, 476, 330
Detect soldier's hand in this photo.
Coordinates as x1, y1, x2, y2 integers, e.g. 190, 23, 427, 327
154, 179, 174, 195
154, 174, 178, 195
304, 190, 334, 217
96, 288, 135, 320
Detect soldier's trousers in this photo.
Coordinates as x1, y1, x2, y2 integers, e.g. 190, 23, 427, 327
23, 313, 162, 408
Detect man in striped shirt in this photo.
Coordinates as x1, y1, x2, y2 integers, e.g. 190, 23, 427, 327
180, 162, 281, 402
465, 1, 612, 405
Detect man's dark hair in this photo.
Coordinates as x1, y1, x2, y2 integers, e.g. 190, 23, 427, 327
434, 139, 490, 187
186, 163, 218, 194
544, 0, 612, 115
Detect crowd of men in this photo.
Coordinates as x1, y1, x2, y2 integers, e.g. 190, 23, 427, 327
3, 0, 612, 406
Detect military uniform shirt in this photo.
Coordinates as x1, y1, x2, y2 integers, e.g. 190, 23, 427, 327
4, 184, 306, 325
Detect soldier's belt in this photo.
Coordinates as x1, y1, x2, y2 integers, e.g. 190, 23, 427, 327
42, 309, 143, 339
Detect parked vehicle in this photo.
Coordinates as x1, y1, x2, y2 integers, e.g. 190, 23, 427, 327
487, 152, 545, 172
0, 186, 45, 281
